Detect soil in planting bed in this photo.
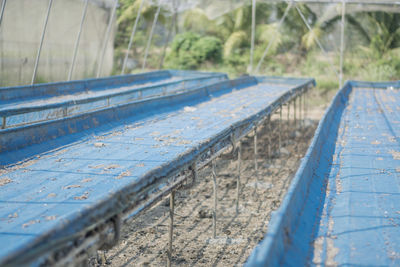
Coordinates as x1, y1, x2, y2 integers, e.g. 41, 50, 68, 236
92, 90, 330, 267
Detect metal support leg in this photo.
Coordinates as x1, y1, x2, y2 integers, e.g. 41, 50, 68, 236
299, 94, 302, 129
254, 127, 258, 181
305, 89, 308, 121
236, 142, 241, 214
287, 101, 290, 139
68, 0, 88, 81
267, 115, 272, 162
167, 190, 175, 267
279, 106, 282, 155
211, 159, 217, 238
294, 97, 297, 128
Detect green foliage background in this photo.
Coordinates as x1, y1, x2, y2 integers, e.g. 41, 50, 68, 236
114, 1, 400, 91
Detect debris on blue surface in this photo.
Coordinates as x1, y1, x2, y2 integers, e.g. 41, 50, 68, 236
246, 80, 400, 266
0, 70, 314, 265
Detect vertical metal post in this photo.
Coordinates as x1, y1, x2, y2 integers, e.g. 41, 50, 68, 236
267, 114, 272, 162
68, 0, 89, 81
121, 0, 145, 74
254, 127, 258, 177
1, 116, 5, 129
31, 0, 53, 85
142, 2, 161, 70
294, 97, 297, 127
279, 106, 282, 155
0, 0, 7, 28
299, 94, 303, 129
211, 159, 217, 239
167, 190, 175, 267
305, 89, 308, 120
96, 0, 118, 78
287, 101, 290, 139
236, 141, 241, 214
339, 0, 346, 88
249, 0, 256, 73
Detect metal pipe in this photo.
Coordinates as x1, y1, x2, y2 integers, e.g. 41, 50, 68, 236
267, 115, 272, 162
339, 0, 346, 88
279, 105, 282, 155
299, 94, 302, 129
0, 0, 7, 28
305, 89, 308, 120
257, 0, 400, 4
142, 2, 161, 70
294, 97, 297, 127
255, 1, 293, 74
167, 190, 175, 267
254, 127, 258, 191
68, 0, 89, 81
96, 0, 118, 78
211, 159, 217, 239
31, 0, 53, 85
249, 0, 256, 73
295, 5, 339, 78
121, 0, 145, 74
236, 142, 241, 214
287, 101, 290, 139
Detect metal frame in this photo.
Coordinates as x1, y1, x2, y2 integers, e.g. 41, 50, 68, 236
31, 0, 53, 85
0, 78, 313, 266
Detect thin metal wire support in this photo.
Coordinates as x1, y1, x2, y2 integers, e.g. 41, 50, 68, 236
295, 4, 339, 78
287, 101, 290, 140
299, 94, 302, 129
167, 190, 175, 267
142, 2, 161, 70
249, 0, 256, 73
121, 0, 145, 74
294, 97, 297, 128
339, 0, 346, 88
279, 105, 282, 155
31, 0, 53, 85
159, 0, 177, 69
236, 141, 241, 214
96, 0, 118, 78
254, 127, 259, 192
267, 114, 272, 163
305, 89, 308, 120
68, 0, 89, 81
211, 159, 218, 238
255, 1, 293, 73
0, 0, 7, 28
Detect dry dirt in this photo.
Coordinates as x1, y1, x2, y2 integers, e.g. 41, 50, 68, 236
92, 89, 332, 267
